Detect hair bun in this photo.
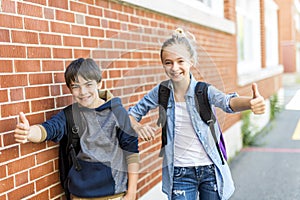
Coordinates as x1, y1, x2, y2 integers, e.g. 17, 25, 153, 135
172, 28, 186, 38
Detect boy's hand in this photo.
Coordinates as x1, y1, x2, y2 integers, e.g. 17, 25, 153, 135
14, 112, 31, 143
250, 83, 266, 114
122, 193, 136, 200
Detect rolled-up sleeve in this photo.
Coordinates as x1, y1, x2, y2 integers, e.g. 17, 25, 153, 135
208, 85, 239, 113
128, 84, 160, 122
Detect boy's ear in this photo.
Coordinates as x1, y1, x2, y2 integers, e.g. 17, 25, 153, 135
97, 81, 102, 89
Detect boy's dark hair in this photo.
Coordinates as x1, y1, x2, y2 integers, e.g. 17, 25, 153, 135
65, 58, 102, 89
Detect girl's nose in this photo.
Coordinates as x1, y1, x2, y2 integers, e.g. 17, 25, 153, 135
171, 62, 180, 70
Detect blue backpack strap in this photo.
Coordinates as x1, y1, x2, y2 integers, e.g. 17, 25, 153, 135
195, 82, 225, 165
157, 80, 170, 157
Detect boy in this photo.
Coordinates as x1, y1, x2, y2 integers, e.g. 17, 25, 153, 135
14, 58, 139, 200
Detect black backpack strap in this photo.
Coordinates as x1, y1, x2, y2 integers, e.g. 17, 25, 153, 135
60, 104, 82, 199
157, 80, 170, 157
195, 82, 225, 165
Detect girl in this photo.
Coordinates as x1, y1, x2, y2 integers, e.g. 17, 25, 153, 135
128, 28, 265, 200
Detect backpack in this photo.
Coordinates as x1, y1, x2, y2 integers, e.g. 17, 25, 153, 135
59, 104, 82, 200
157, 80, 227, 165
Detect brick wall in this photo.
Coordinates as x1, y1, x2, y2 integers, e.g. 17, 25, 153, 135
0, 0, 279, 199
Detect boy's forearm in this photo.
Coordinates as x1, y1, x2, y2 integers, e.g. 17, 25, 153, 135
127, 162, 139, 197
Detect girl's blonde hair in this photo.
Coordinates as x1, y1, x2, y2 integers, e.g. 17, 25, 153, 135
160, 28, 197, 65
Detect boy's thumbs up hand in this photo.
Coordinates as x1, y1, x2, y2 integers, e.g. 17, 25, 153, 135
14, 112, 31, 143
250, 83, 266, 114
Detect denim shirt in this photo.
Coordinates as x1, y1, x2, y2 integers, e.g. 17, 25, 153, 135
128, 75, 238, 200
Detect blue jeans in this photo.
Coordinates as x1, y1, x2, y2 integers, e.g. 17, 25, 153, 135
172, 165, 220, 200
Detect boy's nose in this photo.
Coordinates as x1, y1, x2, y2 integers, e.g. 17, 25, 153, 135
80, 86, 87, 94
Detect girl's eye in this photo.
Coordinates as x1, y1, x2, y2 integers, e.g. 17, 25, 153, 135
164, 61, 172, 66
71, 85, 79, 89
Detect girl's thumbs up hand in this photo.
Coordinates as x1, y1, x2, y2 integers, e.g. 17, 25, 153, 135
250, 83, 266, 114
14, 112, 31, 143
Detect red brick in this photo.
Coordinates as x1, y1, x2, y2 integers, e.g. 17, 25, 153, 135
20, 141, 47, 156
118, 13, 129, 22
71, 25, 89, 36
44, 7, 54, 19
10, 87, 24, 101
63, 36, 81, 47
0, 164, 6, 179
88, 5, 103, 16
0, 60, 13, 73
29, 73, 52, 85
0, 74, 27, 88
0, 118, 17, 133
53, 48, 72, 59
42, 60, 64, 71
14, 60, 41, 72
56, 10, 75, 23
70, 1, 87, 13
30, 190, 49, 200
30, 162, 54, 180
25, 86, 50, 99
17, 2, 42, 18
24, 0, 47, 6
83, 38, 98, 48
56, 95, 72, 108
35, 172, 59, 191
1, 0, 16, 13
86, 16, 100, 26
74, 49, 91, 58
0, 146, 19, 163
2, 101, 30, 117
24, 18, 49, 32
0, 45, 26, 58
0, 14, 23, 29
104, 9, 117, 19
40, 33, 62, 45
90, 28, 105, 37
53, 72, 65, 84
0, 29, 10, 42
95, 0, 109, 8
23, 112, 45, 125
48, 0, 68, 10
108, 21, 121, 30
36, 148, 58, 164
31, 98, 55, 112
27, 47, 51, 58
0, 89, 8, 103
50, 183, 64, 199
15, 171, 29, 187
50, 85, 61, 96
0, 176, 14, 193
79, 0, 94, 5
7, 183, 34, 200
50, 21, 71, 34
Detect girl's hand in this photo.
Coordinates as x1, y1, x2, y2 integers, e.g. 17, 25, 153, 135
250, 83, 266, 114
133, 123, 156, 142
14, 112, 31, 143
